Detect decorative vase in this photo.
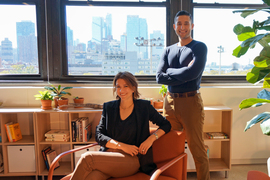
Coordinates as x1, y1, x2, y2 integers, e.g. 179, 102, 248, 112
41, 100, 52, 110
73, 98, 84, 108
58, 98, 69, 110
153, 100, 163, 109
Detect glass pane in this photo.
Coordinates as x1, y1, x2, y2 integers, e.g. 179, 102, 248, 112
193, 8, 267, 75
0, 4, 39, 75
66, 6, 166, 75
193, 0, 263, 4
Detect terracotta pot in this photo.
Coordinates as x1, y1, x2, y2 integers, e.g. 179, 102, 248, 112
153, 101, 163, 109
54, 97, 59, 108
41, 100, 52, 110
58, 98, 69, 110
73, 98, 84, 108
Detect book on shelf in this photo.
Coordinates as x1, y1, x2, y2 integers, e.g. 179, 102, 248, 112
46, 149, 60, 169
206, 132, 229, 139
45, 129, 69, 139
205, 145, 209, 158
5, 122, 13, 142
71, 117, 90, 142
8, 122, 22, 142
71, 119, 77, 142
41, 146, 52, 170
84, 123, 92, 142
45, 136, 70, 142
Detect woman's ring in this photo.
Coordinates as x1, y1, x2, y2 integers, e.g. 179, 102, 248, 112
142, 149, 145, 152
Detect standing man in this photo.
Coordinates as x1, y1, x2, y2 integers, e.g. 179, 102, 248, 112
156, 10, 209, 180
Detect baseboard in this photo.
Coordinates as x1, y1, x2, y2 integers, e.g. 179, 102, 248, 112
232, 158, 268, 165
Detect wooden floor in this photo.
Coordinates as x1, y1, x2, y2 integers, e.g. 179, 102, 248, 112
1, 164, 268, 180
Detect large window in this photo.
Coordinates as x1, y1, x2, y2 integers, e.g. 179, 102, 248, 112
0, 0, 268, 83
64, 3, 166, 76
192, 1, 266, 77
0, 3, 39, 76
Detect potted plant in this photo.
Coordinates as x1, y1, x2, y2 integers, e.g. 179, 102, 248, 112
44, 83, 73, 108
34, 90, 53, 110
233, 0, 270, 135
73, 96, 84, 108
159, 85, 168, 99
58, 97, 69, 110
153, 99, 164, 109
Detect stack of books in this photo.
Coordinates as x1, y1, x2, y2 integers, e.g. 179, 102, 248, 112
45, 130, 70, 142
206, 132, 229, 139
71, 117, 92, 142
41, 146, 60, 170
5, 122, 22, 142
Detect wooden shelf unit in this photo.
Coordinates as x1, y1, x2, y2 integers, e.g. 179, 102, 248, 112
0, 105, 232, 179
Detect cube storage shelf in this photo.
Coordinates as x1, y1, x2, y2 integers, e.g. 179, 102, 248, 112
0, 106, 232, 179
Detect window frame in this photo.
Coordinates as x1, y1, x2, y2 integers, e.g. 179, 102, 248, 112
0, 0, 47, 82
0, 0, 268, 84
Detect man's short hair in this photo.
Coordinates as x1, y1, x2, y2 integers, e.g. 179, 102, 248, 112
174, 10, 192, 24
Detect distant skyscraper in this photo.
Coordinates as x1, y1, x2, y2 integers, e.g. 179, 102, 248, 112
120, 33, 127, 51
66, 26, 74, 63
92, 17, 105, 44
105, 14, 112, 40
126, 15, 148, 59
1, 38, 13, 63
16, 21, 37, 64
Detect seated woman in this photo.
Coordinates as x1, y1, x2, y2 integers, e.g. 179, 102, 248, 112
70, 71, 171, 180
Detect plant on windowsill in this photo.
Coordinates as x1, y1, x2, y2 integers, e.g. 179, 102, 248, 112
34, 90, 54, 110
73, 96, 84, 108
153, 99, 164, 109
232, 0, 270, 135
159, 85, 168, 99
44, 83, 73, 108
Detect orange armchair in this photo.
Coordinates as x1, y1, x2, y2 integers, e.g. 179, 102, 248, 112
48, 130, 187, 180
247, 171, 270, 180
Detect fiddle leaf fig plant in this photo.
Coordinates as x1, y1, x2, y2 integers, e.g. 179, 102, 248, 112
233, 0, 270, 135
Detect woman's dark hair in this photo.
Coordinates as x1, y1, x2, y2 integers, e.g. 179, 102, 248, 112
174, 10, 192, 24
113, 71, 140, 100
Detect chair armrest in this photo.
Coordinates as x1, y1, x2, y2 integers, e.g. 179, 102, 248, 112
150, 153, 187, 180
47, 143, 99, 180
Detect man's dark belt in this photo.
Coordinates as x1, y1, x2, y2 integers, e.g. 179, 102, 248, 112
168, 90, 200, 98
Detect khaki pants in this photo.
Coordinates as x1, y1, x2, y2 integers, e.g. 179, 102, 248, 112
164, 92, 210, 180
70, 149, 140, 180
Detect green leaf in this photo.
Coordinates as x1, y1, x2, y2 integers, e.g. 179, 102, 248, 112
233, 9, 260, 18
244, 112, 270, 131
241, 34, 268, 47
57, 85, 61, 91
233, 24, 244, 35
239, 98, 270, 110
254, 47, 270, 67
232, 45, 249, 57
260, 118, 270, 135
263, 0, 270, 6
62, 87, 73, 90
246, 66, 270, 84
238, 31, 256, 41
257, 25, 270, 31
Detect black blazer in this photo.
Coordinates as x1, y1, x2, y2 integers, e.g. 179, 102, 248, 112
95, 99, 171, 175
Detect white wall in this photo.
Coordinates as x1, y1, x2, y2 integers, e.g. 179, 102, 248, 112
0, 83, 269, 164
